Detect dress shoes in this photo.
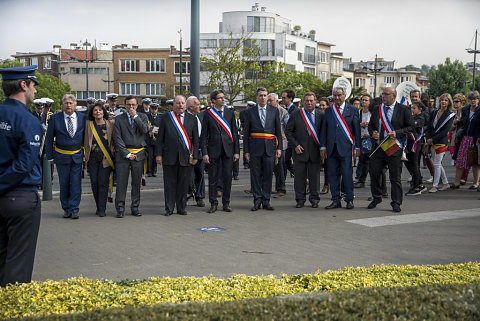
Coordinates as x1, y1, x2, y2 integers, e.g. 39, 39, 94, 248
196, 199, 205, 207
161, 212, 172, 216
392, 203, 401, 213
274, 192, 286, 198
223, 205, 233, 212
320, 185, 330, 194
311, 202, 319, 208
325, 202, 342, 209
367, 199, 382, 209
295, 202, 304, 208
116, 212, 124, 218
62, 211, 71, 218
207, 205, 217, 213
354, 182, 365, 188
233, 176, 239, 180
345, 201, 354, 209
71, 212, 79, 219
251, 204, 260, 211
131, 211, 142, 217
177, 210, 188, 215
98, 212, 106, 217
262, 203, 274, 210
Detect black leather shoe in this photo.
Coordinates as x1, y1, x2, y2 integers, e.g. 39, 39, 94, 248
325, 202, 341, 209
223, 205, 233, 212
131, 211, 142, 217
354, 182, 365, 188
233, 176, 239, 180
251, 204, 260, 211
63, 211, 71, 218
367, 199, 382, 209
177, 210, 187, 215
161, 212, 172, 216
71, 212, 79, 219
311, 202, 319, 208
262, 203, 274, 210
295, 202, 304, 208
116, 212, 124, 218
345, 201, 354, 209
392, 203, 401, 213
207, 205, 217, 213
196, 199, 205, 207
98, 212, 106, 217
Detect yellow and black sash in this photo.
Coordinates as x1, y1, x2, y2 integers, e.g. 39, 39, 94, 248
90, 121, 115, 194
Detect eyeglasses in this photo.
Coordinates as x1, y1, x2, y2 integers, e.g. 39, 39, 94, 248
125, 104, 137, 107
453, 100, 460, 103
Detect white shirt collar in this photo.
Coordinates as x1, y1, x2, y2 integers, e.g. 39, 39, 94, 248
64, 111, 76, 119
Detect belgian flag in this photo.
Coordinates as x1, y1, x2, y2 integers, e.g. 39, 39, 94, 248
381, 137, 401, 156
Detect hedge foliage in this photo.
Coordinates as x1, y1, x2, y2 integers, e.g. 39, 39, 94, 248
1, 263, 479, 319
20, 282, 480, 321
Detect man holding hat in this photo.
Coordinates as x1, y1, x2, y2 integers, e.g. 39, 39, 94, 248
0, 65, 43, 287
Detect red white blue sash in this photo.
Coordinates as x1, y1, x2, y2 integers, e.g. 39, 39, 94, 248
409, 128, 424, 152
168, 111, 192, 154
379, 104, 402, 149
207, 108, 233, 142
300, 108, 320, 146
332, 104, 354, 145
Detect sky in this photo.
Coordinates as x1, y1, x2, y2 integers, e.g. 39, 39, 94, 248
1, 0, 479, 68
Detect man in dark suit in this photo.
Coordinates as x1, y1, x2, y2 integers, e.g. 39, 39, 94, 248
114, 96, 149, 218
244, 87, 283, 211
320, 87, 361, 210
286, 92, 324, 208
186, 96, 206, 207
281, 90, 298, 179
45, 94, 86, 219
201, 90, 240, 213
146, 103, 161, 177
32, 99, 46, 124
239, 101, 255, 169
156, 95, 200, 216
368, 87, 414, 212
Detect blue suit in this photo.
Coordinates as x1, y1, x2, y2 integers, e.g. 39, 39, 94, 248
45, 111, 86, 214
320, 103, 361, 203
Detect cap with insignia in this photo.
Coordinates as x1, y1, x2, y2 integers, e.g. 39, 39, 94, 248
33, 98, 44, 107
150, 102, 159, 109
86, 97, 96, 104
142, 98, 152, 104
106, 93, 119, 101
166, 99, 174, 105
42, 98, 54, 107
95, 99, 105, 106
0, 65, 39, 85
247, 101, 256, 106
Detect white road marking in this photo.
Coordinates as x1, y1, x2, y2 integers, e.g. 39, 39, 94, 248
346, 208, 480, 227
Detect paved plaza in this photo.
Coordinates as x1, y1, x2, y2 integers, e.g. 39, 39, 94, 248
34, 159, 480, 282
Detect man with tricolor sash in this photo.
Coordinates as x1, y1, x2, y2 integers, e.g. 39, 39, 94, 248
285, 92, 324, 208
113, 96, 149, 218
320, 87, 361, 210
368, 87, 414, 213
201, 89, 240, 213
156, 95, 200, 216
244, 88, 283, 211
46, 94, 86, 219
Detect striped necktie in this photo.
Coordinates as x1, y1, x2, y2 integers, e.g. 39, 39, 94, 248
67, 116, 74, 137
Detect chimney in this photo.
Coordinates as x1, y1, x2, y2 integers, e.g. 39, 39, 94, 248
53, 45, 61, 54
261, 6, 266, 11
70, 43, 77, 49
252, 2, 259, 11
132, 45, 138, 49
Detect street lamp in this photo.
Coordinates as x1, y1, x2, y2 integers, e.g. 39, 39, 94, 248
362, 54, 385, 98
178, 29, 183, 96
102, 67, 119, 93
67, 39, 97, 99
466, 29, 479, 91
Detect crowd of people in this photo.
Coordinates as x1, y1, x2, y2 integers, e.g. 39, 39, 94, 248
1, 64, 480, 287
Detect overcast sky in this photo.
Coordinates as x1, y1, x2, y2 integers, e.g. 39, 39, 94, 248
1, 0, 479, 67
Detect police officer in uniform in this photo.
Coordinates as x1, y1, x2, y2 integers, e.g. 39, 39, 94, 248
0, 65, 43, 287
32, 98, 47, 124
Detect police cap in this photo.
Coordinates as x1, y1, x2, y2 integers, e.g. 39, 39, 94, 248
0, 65, 39, 85
247, 101, 256, 107
95, 99, 105, 106
42, 98, 54, 107
166, 99, 174, 105
150, 102, 159, 109
106, 93, 119, 101
142, 98, 152, 104
86, 97, 96, 104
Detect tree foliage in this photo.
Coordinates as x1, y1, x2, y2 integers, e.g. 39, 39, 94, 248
427, 58, 467, 97
201, 33, 277, 106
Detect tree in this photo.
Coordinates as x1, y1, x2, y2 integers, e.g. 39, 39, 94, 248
201, 33, 277, 106
427, 58, 467, 97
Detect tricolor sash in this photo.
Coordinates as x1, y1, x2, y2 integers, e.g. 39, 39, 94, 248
208, 108, 233, 142
434, 112, 455, 133
379, 103, 402, 150
409, 128, 424, 152
168, 111, 192, 154
250, 132, 278, 148
332, 104, 354, 145
300, 108, 320, 146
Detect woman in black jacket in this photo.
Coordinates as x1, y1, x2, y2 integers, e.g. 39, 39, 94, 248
426, 93, 455, 193
405, 102, 426, 196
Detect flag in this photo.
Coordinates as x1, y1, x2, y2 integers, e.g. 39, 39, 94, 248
381, 138, 401, 156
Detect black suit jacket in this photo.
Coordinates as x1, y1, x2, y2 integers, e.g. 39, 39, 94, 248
285, 109, 324, 163
146, 112, 161, 145
243, 104, 282, 156
114, 112, 149, 160
368, 102, 414, 157
426, 110, 455, 146
200, 107, 240, 158
32, 111, 46, 125
156, 112, 200, 166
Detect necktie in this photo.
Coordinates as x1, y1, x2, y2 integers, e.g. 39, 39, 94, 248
310, 112, 314, 123
178, 113, 184, 125
129, 116, 134, 130
67, 116, 74, 137
260, 108, 266, 128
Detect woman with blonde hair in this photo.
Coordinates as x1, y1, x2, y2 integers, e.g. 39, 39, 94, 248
426, 93, 455, 192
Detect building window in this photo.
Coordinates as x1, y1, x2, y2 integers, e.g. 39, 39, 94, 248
146, 59, 166, 73
219, 38, 240, 48
355, 78, 366, 87
43, 56, 52, 69
247, 16, 275, 32
18, 58, 26, 66
31, 57, 38, 65
76, 91, 107, 100
400, 76, 411, 82
120, 59, 139, 72
304, 46, 315, 64
121, 83, 141, 95
384, 76, 395, 84
318, 51, 329, 63
174, 61, 191, 74
145, 83, 166, 96
370, 78, 375, 86
200, 39, 217, 48
319, 72, 328, 82
244, 39, 275, 57
298, 52, 303, 61
304, 67, 315, 75
69, 67, 108, 74
286, 41, 296, 51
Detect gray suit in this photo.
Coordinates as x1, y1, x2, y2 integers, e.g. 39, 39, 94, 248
114, 112, 149, 214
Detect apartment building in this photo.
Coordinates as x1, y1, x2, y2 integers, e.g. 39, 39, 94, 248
11, 51, 59, 77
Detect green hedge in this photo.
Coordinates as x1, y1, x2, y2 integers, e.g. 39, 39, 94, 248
20, 282, 480, 321
1, 263, 479, 319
